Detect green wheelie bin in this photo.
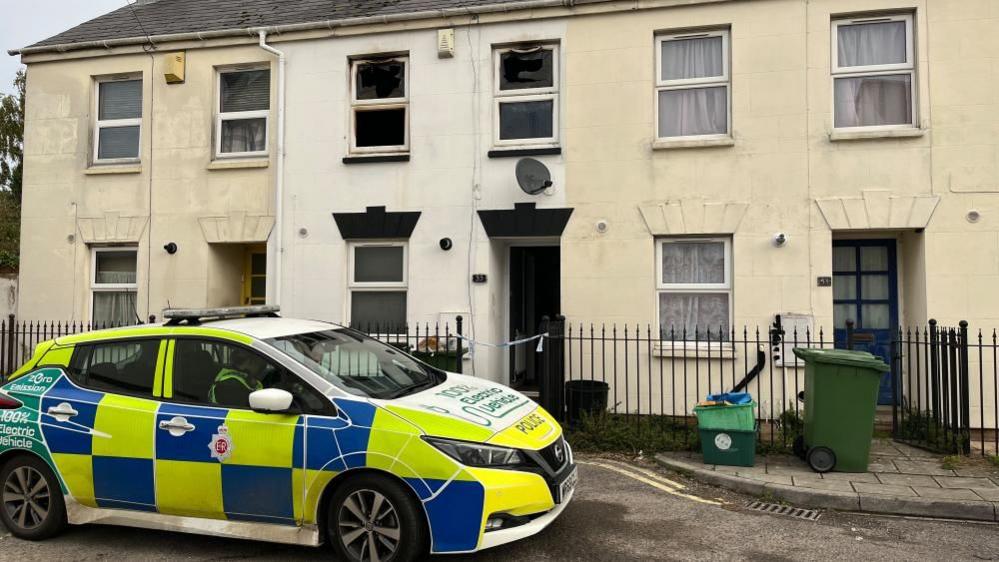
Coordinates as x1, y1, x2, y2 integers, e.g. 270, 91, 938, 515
791, 348, 890, 473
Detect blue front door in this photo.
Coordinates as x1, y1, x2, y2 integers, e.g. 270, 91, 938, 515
832, 240, 898, 405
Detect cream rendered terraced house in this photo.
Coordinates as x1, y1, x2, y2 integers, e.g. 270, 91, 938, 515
9, 0, 999, 425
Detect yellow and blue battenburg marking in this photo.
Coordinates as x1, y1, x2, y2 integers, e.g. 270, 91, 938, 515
2, 365, 563, 554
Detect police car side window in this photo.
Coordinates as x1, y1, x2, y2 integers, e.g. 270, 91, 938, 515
172, 339, 330, 414
68, 339, 160, 397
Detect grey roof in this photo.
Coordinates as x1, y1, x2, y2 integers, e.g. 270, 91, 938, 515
19, 0, 555, 53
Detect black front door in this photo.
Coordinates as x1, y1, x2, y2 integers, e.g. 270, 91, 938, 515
509, 246, 560, 391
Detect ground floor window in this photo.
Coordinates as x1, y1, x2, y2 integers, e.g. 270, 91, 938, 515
656, 237, 732, 340
348, 242, 407, 332
91, 247, 138, 326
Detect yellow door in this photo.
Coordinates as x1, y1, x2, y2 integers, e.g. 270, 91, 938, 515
241, 245, 267, 306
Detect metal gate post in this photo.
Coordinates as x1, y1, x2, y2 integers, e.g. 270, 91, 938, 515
959, 321, 971, 454
550, 315, 566, 422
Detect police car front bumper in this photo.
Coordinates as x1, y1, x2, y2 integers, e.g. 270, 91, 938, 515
477, 475, 575, 551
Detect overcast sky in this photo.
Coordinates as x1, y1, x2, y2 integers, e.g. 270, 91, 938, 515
1, 0, 125, 94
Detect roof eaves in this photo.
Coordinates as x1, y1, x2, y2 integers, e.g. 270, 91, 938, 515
8, 0, 582, 57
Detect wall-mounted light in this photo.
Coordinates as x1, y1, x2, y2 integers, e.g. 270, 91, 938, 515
163, 242, 178, 254
773, 233, 788, 247
439, 238, 453, 251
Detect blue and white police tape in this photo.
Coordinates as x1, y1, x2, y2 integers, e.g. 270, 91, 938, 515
455, 332, 548, 357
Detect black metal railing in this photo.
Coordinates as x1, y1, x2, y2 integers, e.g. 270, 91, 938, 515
893, 320, 997, 456
547, 317, 835, 450
1, 312, 994, 457
0, 315, 127, 378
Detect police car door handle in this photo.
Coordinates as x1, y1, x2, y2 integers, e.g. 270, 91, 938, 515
46, 402, 79, 422
159, 416, 196, 437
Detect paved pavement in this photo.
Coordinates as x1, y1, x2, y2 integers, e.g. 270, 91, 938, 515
657, 439, 999, 521
2, 454, 998, 560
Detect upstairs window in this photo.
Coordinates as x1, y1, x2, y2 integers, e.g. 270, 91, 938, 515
94, 77, 142, 163
832, 14, 915, 129
91, 248, 138, 326
350, 57, 409, 154
655, 30, 730, 140
494, 45, 559, 147
348, 243, 407, 333
216, 67, 270, 157
657, 238, 732, 341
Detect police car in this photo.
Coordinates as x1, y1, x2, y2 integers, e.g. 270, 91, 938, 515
0, 307, 576, 561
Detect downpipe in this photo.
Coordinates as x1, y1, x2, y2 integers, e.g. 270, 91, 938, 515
257, 30, 286, 307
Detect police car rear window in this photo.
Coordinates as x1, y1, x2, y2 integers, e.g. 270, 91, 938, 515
69, 339, 160, 396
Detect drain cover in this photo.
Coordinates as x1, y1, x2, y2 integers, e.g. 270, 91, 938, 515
745, 501, 821, 521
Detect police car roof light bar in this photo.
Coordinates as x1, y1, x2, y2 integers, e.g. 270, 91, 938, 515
162, 305, 281, 326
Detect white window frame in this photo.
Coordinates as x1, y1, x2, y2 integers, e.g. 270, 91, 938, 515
655, 237, 733, 342
654, 29, 731, 142
493, 44, 560, 148
92, 75, 142, 165
346, 241, 409, 328
89, 246, 138, 324
831, 13, 916, 131
215, 65, 270, 159
349, 56, 410, 155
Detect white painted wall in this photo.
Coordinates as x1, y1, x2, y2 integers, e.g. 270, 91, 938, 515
280, 20, 569, 382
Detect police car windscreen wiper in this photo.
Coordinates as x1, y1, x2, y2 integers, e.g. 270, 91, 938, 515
382, 372, 440, 399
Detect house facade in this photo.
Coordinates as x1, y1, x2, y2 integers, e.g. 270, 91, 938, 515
9, 0, 999, 413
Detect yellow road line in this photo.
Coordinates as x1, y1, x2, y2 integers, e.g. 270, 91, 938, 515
595, 459, 689, 490
579, 460, 721, 506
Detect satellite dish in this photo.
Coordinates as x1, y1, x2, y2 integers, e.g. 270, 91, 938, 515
515, 158, 553, 195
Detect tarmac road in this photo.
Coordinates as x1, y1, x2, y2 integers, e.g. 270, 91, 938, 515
1, 455, 997, 561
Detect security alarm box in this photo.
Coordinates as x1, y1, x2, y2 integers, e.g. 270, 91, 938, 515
437, 29, 455, 58
164, 52, 185, 84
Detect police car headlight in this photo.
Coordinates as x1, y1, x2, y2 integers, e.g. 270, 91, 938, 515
423, 437, 527, 468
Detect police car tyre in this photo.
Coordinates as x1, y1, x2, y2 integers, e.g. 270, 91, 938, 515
328, 473, 428, 562
0, 454, 67, 540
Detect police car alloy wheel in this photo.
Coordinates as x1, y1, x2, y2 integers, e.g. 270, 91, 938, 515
328, 473, 427, 562
0, 455, 67, 540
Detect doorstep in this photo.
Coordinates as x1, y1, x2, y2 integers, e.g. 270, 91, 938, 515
654, 447, 999, 522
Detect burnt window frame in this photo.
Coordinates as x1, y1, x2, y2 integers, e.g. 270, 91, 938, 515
493, 43, 560, 149
349, 55, 410, 155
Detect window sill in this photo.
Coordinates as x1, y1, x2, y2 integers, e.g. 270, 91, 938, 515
653, 342, 736, 359
343, 154, 410, 164
829, 128, 926, 142
652, 137, 735, 150
207, 158, 270, 171
488, 147, 561, 158
85, 164, 142, 175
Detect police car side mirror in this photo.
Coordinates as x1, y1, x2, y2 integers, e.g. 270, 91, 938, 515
249, 388, 294, 414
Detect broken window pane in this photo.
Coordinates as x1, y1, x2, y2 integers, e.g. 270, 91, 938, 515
356, 61, 406, 100
355, 108, 406, 147
220, 70, 270, 113
500, 49, 553, 90
499, 100, 553, 140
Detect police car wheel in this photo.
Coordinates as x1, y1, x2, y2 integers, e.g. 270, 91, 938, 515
0, 454, 67, 540
328, 474, 427, 562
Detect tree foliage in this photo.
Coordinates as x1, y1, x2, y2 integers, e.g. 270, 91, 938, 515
0, 69, 25, 270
